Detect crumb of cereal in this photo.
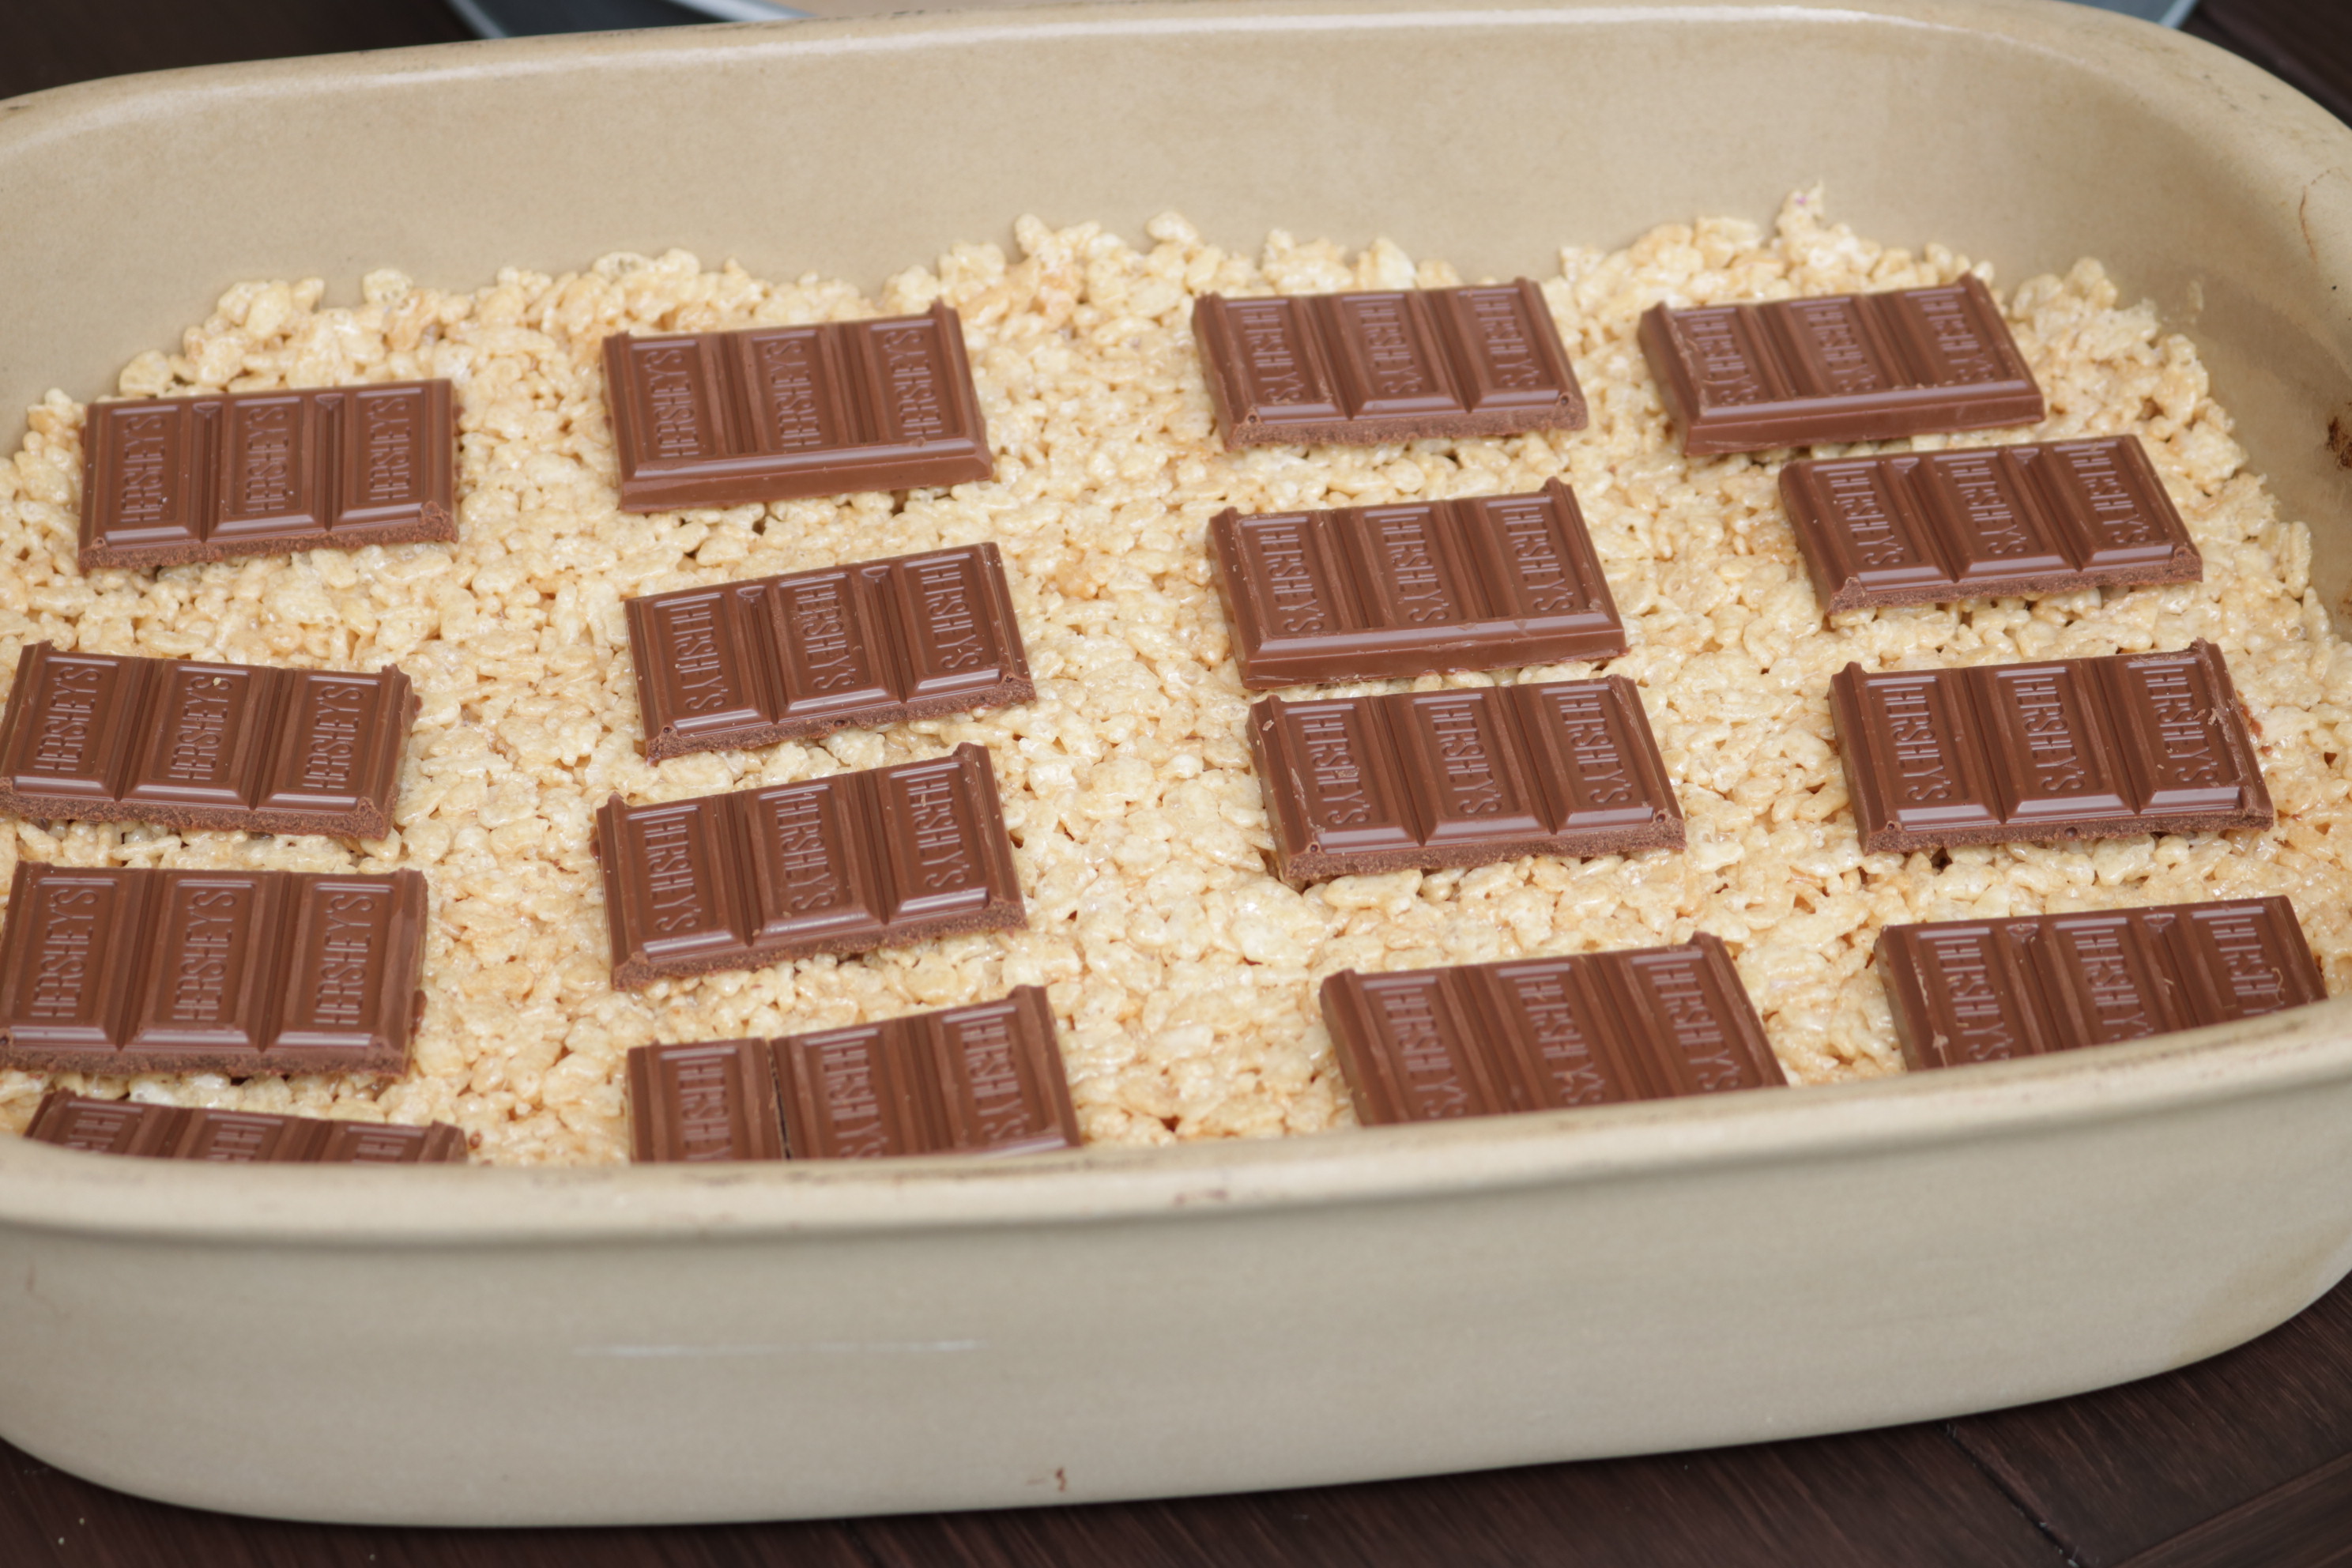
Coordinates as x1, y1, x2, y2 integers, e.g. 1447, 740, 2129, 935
2, 190, 2343, 1163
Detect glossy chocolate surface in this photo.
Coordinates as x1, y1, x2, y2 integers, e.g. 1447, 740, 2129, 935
1640, 277, 2044, 454
1830, 640, 2272, 853
1248, 677, 1682, 885
80, 380, 456, 569
1321, 935, 1781, 1125
1211, 480, 1623, 688
1875, 896, 2324, 1070
1193, 281, 1585, 448
24, 1090, 466, 1163
602, 303, 992, 511
625, 543, 1032, 760
593, 742, 1024, 989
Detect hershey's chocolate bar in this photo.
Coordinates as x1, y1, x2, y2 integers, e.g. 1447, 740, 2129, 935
625, 543, 1033, 760
1639, 277, 2044, 455
24, 1090, 466, 1162
624, 987, 1079, 1162
0, 643, 416, 837
602, 303, 992, 511
1782, 437, 2199, 610
774, 986, 1077, 1159
627, 1038, 785, 1162
593, 742, 1024, 989
1210, 480, 1624, 688
1830, 640, 2272, 854
0, 863, 430, 1076
80, 380, 457, 570
1193, 281, 1586, 448
1321, 935, 1782, 1125
1876, 896, 2324, 1069
1249, 677, 1682, 885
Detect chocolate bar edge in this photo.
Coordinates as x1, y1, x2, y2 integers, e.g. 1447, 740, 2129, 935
640, 675, 1039, 762
24, 1090, 468, 1163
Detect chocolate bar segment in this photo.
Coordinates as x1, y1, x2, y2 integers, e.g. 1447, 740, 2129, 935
1830, 641, 2272, 853
625, 543, 1033, 760
602, 303, 993, 511
1249, 677, 1682, 885
0, 643, 416, 836
1320, 935, 1781, 1126
1782, 437, 2199, 610
1876, 896, 2324, 1070
626, 1038, 785, 1162
1639, 277, 2044, 455
1210, 480, 1624, 688
0, 863, 428, 1076
80, 380, 457, 570
594, 742, 1024, 989
1193, 281, 1586, 449
24, 1090, 466, 1163
772, 986, 1077, 1159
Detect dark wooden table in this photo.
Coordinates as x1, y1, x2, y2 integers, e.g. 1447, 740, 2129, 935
4, 2, 2349, 1562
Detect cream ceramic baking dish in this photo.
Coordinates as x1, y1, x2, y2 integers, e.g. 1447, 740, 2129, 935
2, 0, 2351, 1526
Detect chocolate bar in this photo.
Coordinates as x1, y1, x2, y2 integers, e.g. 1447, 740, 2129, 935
602, 303, 992, 511
1875, 896, 2324, 1070
625, 543, 1033, 760
1192, 281, 1586, 448
1210, 480, 1624, 688
1782, 437, 2199, 610
775, 986, 1078, 1159
0, 643, 416, 837
1830, 640, 2273, 854
594, 742, 1024, 989
1249, 677, 1682, 885
626, 1038, 784, 1162
1320, 935, 1782, 1125
80, 379, 456, 571
625, 987, 1079, 1162
0, 863, 429, 1076
24, 1090, 466, 1163
1639, 277, 2045, 455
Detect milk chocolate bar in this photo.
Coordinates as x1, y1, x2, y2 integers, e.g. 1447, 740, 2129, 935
774, 986, 1078, 1159
1192, 281, 1586, 448
0, 643, 416, 837
625, 543, 1033, 760
80, 379, 457, 570
1875, 896, 2324, 1070
626, 1038, 785, 1162
1321, 935, 1782, 1125
1250, 677, 1682, 885
602, 303, 992, 511
1640, 277, 2044, 455
0, 863, 429, 1076
594, 742, 1024, 989
1782, 437, 2199, 610
24, 1090, 466, 1163
1830, 641, 2272, 854
1210, 480, 1624, 688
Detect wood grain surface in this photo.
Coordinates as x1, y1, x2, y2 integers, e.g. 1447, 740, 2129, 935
0, 0, 2345, 1562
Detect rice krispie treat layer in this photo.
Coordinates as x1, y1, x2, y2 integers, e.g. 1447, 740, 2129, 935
1, 190, 2342, 1164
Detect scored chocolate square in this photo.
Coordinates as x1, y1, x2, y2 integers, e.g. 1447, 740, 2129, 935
1210, 480, 1624, 688
1830, 640, 2272, 854
1640, 277, 2044, 454
0, 864, 429, 1076
0, 643, 416, 837
602, 303, 993, 511
593, 743, 1026, 989
1193, 281, 1586, 448
80, 380, 456, 570
1875, 896, 2324, 1070
1248, 677, 1683, 885
1320, 935, 1783, 1126
624, 543, 1033, 760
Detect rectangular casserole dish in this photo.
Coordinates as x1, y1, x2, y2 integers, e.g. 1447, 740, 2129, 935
2, 0, 2352, 1525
